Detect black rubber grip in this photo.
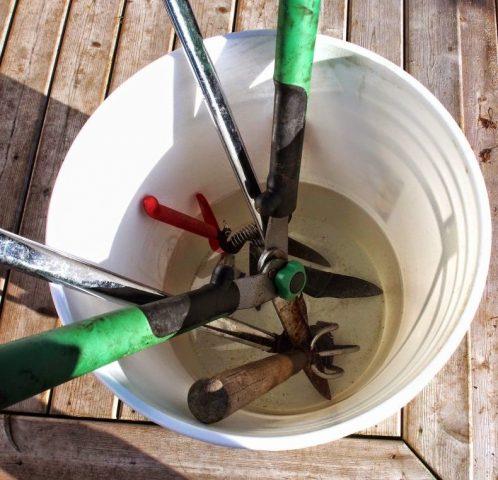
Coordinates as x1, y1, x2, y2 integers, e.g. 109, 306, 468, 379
256, 81, 308, 218
141, 282, 240, 337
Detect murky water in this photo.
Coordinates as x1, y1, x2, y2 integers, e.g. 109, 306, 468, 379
167, 183, 403, 415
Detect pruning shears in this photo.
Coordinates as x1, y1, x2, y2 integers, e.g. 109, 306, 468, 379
0, 0, 382, 411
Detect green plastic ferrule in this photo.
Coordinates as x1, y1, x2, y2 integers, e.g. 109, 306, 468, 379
274, 260, 307, 301
274, 0, 321, 94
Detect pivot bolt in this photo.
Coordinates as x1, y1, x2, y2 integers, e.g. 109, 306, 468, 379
274, 260, 307, 301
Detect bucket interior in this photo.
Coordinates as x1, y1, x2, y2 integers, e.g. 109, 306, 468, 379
47, 32, 484, 444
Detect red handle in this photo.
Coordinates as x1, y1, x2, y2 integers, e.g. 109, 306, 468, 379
195, 193, 221, 251
143, 195, 219, 241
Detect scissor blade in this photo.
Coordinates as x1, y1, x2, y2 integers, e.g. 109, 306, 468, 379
288, 237, 331, 267
304, 266, 383, 298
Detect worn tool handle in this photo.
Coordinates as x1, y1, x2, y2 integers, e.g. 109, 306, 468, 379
0, 306, 162, 409
0, 283, 240, 409
256, 0, 320, 218
187, 350, 307, 423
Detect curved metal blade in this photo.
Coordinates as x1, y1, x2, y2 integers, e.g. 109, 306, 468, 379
288, 237, 330, 267
304, 266, 383, 298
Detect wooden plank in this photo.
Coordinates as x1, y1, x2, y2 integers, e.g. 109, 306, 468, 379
348, 0, 402, 438
119, 402, 149, 422
359, 414, 401, 437
234, 0, 278, 31
0, 0, 71, 413
236, 0, 347, 37
402, 2, 471, 479
348, 0, 402, 65
108, 0, 174, 94
0, 0, 17, 58
319, 0, 347, 39
44, 0, 127, 418
458, 1, 498, 479
0, 0, 125, 417
188, 0, 234, 38
0, 414, 435, 479
0, 0, 69, 235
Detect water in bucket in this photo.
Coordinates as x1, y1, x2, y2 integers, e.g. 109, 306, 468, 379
167, 183, 403, 415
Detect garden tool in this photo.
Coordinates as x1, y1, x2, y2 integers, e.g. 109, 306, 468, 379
164, 0, 380, 400
0, 228, 292, 352
188, 321, 359, 424
142, 194, 382, 298
0, 0, 382, 414
161, 0, 328, 269
0, 248, 305, 409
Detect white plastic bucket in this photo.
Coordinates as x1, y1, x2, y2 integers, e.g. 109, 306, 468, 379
47, 31, 491, 450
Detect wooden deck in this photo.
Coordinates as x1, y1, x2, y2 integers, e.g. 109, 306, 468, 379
0, 0, 495, 478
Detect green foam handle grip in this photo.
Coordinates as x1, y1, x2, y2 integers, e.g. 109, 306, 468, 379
0, 281, 241, 409
0, 306, 166, 409
274, 0, 321, 94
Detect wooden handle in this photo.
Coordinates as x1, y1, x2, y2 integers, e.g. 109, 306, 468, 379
188, 350, 308, 423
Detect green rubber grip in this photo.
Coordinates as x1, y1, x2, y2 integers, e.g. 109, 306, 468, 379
274, 0, 321, 94
0, 306, 167, 409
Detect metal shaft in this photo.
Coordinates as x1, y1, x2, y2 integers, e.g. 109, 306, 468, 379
162, 0, 264, 234
0, 228, 278, 351
0, 229, 164, 304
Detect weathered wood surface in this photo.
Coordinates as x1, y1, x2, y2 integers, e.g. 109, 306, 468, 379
0, 0, 126, 417
319, 0, 346, 39
0, 414, 434, 479
348, 0, 402, 65
234, 0, 278, 31
0, 0, 496, 478
0, 0, 16, 58
0, 0, 71, 413
109, 0, 174, 94
458, 1, 498, 479
402, 2, 471, 479
45, 0, 127, 418
360, 415, 401, 438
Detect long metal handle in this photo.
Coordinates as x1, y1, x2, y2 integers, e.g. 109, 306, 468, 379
0, 228, 281, 352
0, 228, 164, 304
162, 0, 264, 234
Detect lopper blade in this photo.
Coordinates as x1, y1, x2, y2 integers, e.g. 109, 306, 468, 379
288, 237, 331, 267
304, 266, 383, 299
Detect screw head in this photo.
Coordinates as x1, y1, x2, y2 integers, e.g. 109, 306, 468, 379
274, 260, 307, 301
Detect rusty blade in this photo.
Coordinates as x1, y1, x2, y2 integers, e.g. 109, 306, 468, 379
272, 296, 332, 400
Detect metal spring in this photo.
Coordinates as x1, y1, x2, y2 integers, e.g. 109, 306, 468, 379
224, 223, 263, 252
